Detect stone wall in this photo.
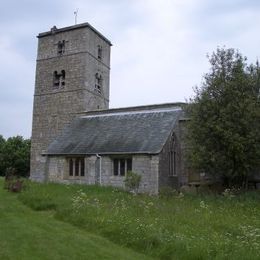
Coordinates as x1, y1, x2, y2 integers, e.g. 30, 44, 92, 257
46, 154, 160, 194
158, 124, 181, 190
132, 155, 159, 194
47, 156, 66, 182
158, 118, 191, 190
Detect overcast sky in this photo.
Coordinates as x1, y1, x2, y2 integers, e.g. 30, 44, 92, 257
1, 0, 260, 138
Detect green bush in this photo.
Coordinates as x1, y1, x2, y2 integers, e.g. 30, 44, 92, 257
124, 171, 141, 192
4, 167, 24, 192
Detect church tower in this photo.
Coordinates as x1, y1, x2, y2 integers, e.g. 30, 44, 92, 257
30, 23, 111, 181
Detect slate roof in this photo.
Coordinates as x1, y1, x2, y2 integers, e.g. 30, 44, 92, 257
46, 104, 183, 155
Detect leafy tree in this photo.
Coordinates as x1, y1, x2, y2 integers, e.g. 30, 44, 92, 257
0, 136, 31, 177
0, 135, 6, 175
186, 48, 260, 188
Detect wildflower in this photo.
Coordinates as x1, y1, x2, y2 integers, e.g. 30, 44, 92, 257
200, 200, 208, 209
178, 192, 184, 198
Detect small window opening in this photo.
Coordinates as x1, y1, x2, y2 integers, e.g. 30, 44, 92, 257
68, 157, 85, 178
97, 45, 102, 60
80, 158, 85, 176
127, 159, 132, 172
61, 70, 65, 86
53, 70, 66, 87
75, 158, 79, 176
53, 71, 60, 87
120, 160, 125, 176
113, 158, 132, 176
57, 40, 65, 55
69, 159, 73, 176
95, 73, 102, 94
114, 159, 119, 176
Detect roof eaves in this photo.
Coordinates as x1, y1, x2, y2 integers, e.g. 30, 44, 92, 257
43, 151, 160, 156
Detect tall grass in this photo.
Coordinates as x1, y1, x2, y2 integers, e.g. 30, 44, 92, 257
0, 178, 150, 260
19, 180, 260, 259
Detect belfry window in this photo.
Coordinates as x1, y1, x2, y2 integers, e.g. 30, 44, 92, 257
113, 158, 132, 176
57, 40, 65, 55
95, 73, 102, 94
68, 158, 85, 177
61, 70, 65, 86
97, 45, 102, 60
53, 71, 60, 87
53, 70, 66, 87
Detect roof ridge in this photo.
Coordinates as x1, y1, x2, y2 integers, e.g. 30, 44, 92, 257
80, 102, 185, 117
81, 107, 182, 118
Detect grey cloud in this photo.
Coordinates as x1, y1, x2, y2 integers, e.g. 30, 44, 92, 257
1, 0, 260, 138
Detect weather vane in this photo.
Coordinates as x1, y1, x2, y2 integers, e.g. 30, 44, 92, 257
74, 9, 79, 25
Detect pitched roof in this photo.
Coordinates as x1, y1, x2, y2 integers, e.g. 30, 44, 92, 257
46, 104, 183, 155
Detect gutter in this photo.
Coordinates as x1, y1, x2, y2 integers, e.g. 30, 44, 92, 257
42, 151, 160, 156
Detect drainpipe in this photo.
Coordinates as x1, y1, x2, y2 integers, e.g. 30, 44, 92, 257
96, 154, 102, 185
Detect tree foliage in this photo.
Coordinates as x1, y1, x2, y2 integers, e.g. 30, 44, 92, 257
0, 135, 30, 177
187, 48, 260, 187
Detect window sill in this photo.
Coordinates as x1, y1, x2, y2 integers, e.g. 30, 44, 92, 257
66, 176, 86, 179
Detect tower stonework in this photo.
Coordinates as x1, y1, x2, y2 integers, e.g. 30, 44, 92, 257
30, 23, 111, 181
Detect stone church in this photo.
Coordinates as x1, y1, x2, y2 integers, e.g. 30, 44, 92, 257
30, 23, 190, 193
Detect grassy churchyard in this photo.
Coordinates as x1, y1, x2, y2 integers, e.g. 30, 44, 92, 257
0, 178, 150, 260
1, 178, 260, 259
